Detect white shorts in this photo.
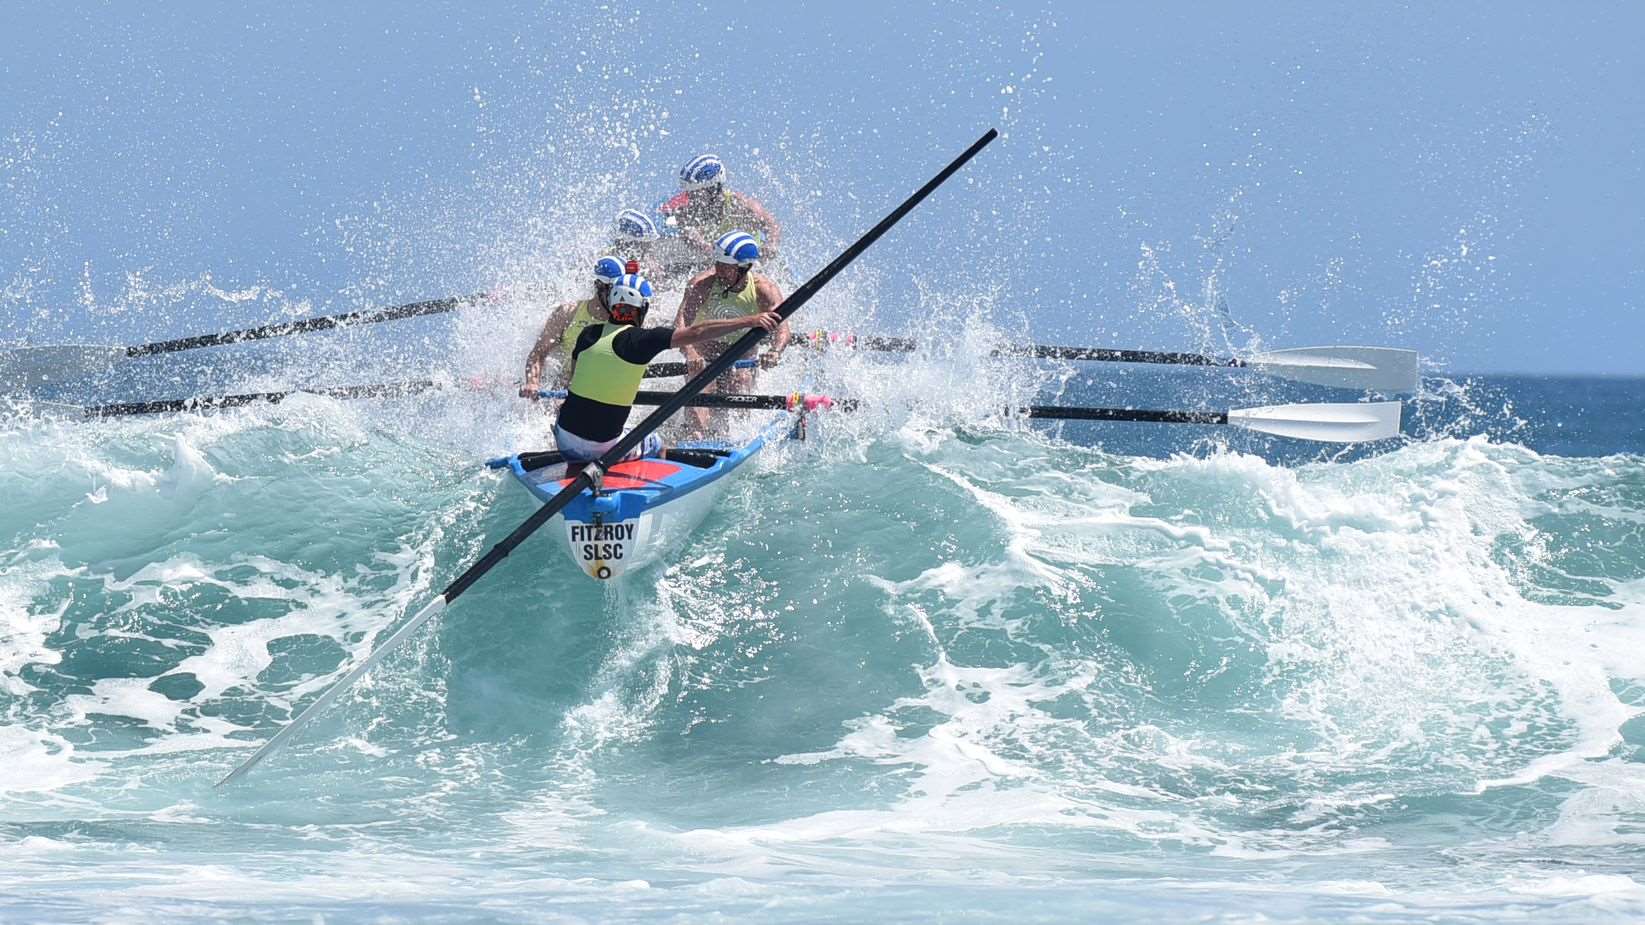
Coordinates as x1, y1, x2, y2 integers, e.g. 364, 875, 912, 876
553, 425, 663, 464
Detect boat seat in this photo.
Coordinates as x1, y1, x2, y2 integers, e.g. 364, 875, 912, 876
516, 450, 566, 473
664, 449, 726, 469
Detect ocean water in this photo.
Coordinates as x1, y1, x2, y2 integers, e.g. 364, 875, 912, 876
1, 324, 1642, 922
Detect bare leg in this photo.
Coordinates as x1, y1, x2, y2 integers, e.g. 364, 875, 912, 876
693, 371, 732, 436
690, 377, 715, 434
689, 345, 733, 435
725, 366, 755, 395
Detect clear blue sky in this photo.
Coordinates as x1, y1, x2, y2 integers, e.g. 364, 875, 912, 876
3, 2, 1641, 374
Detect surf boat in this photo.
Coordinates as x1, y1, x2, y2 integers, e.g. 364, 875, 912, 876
488, 409, 806, 580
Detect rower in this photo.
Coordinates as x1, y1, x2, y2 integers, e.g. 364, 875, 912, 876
611, 208, 663, 272
520, 256, 627, 398
614, 206, 696, 289
658, 153, 782, 266
674, 231, 788, 431
553, 272, 781, 465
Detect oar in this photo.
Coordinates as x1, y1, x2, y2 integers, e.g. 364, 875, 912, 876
1019, 400, 1402, 443
539, 388, 854, 412
0, 292, 494, 390
214, 128, 999, 787
128, 294, 493, 356
82, 381, 442, 417
629, 358, 757, 379
800, 333, 1420, 393
544, 391, 1400, 443
65, 361, 755, 418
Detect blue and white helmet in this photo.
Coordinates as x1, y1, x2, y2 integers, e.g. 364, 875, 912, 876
679, 153, 725, 191
607, 273, 654, 322
613, 208, 659, 242
714, 230, 760, 267
593, 255, 625, 285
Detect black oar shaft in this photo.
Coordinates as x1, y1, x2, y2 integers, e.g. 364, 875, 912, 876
622, 396, 1221, 423
82, 381, 441, 416
627, 390, 860, 411
806, 334, 1243, 369
439, 128, 997, 606
1021, 405, 1228, 425
642, 361, 691, 378
85, 389, 1226, 427
619, 394, 1205, 420
1021, 346, 1240, 367
442, 480, 577, 599
79, 362, 702, 418
122, 294, 486, 357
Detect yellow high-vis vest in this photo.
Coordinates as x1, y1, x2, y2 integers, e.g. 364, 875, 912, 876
567, 324, 648, 406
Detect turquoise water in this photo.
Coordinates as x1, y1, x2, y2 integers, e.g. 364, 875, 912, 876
6, 3, 1642, 917
2, 341, 1642, 921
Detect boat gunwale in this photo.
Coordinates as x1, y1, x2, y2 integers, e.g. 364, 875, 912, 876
505, 408, 797, 518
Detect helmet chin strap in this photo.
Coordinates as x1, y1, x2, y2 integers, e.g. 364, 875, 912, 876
611, 301, 648, 326
720, 265, 750, 295
687, 185, 724, 217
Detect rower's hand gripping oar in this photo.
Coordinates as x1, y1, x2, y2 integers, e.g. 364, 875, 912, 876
216, 127, 1000, 787
803, 334, 1421, 393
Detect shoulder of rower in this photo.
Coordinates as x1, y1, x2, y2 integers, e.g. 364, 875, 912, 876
736, 191, 776, 222
570, 321, 606, 357
537, 300, 579, 336
613, 324, 675, 364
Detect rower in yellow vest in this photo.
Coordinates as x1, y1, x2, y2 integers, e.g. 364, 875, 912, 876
521, 256, 624, 398
553, 272, 781, 462
673, 231, 788, 433
658, 153, 782, 268
610, 207, 684, 288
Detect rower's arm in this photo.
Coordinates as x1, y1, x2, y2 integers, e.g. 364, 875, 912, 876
738, 192, 781, 252
757, 278, 790, 356
550, 354, 576, 390
674, 281, 706, 328
671, 311, 781, 348
522, 302, 576, 396
673, 281, 709, 361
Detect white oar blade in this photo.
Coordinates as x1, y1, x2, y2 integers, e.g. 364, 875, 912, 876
1247, 346, 1420, 393
1227, 401, 1402, 443
216, 597, 448, 787
0, 345, 128, 393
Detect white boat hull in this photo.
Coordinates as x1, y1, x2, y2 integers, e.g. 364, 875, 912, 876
495, 410, 797, 581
